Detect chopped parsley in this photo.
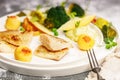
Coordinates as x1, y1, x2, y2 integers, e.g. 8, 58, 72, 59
105, 37, 117, 49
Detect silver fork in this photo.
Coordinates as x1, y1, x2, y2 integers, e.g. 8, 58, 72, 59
87, 49, 105, 80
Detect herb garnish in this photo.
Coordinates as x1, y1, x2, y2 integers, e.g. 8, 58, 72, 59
102, 24, 117, 49
68, 12, 77, 18
75, 21, 80, 27
104, 37, 117, 49
52, 28, 58, 36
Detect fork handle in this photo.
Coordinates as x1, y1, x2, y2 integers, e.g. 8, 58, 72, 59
92, 67, 101, 73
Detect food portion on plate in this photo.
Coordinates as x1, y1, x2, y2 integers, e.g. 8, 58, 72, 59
92, 17, 117, 49
0, 3, 118, 62
22, 17, 53, 36
0, 31, 33, 53
14, 46, 32, 62
40, 34, 71, 51
77, 34, 95, 50
34, 33, 71, 61
5, 16, 21, 30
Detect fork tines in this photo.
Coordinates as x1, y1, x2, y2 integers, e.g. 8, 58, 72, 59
87, 49, 99, 71
87, 49, 105, 80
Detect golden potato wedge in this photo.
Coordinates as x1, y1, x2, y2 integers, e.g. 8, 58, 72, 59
22, 17, 53, 35
22, 17, 38, 31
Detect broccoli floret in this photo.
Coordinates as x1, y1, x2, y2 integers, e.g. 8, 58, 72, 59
44, 6, 70, 29
69, 3, 85, 17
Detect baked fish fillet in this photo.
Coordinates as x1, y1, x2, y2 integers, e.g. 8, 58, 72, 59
0, 40, 17, 53
0, 30, 33, 47
40, 33, 71, 51
34, 45, 68, 61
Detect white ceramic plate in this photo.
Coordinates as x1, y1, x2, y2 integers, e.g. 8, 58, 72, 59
0, 11, 119, 77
